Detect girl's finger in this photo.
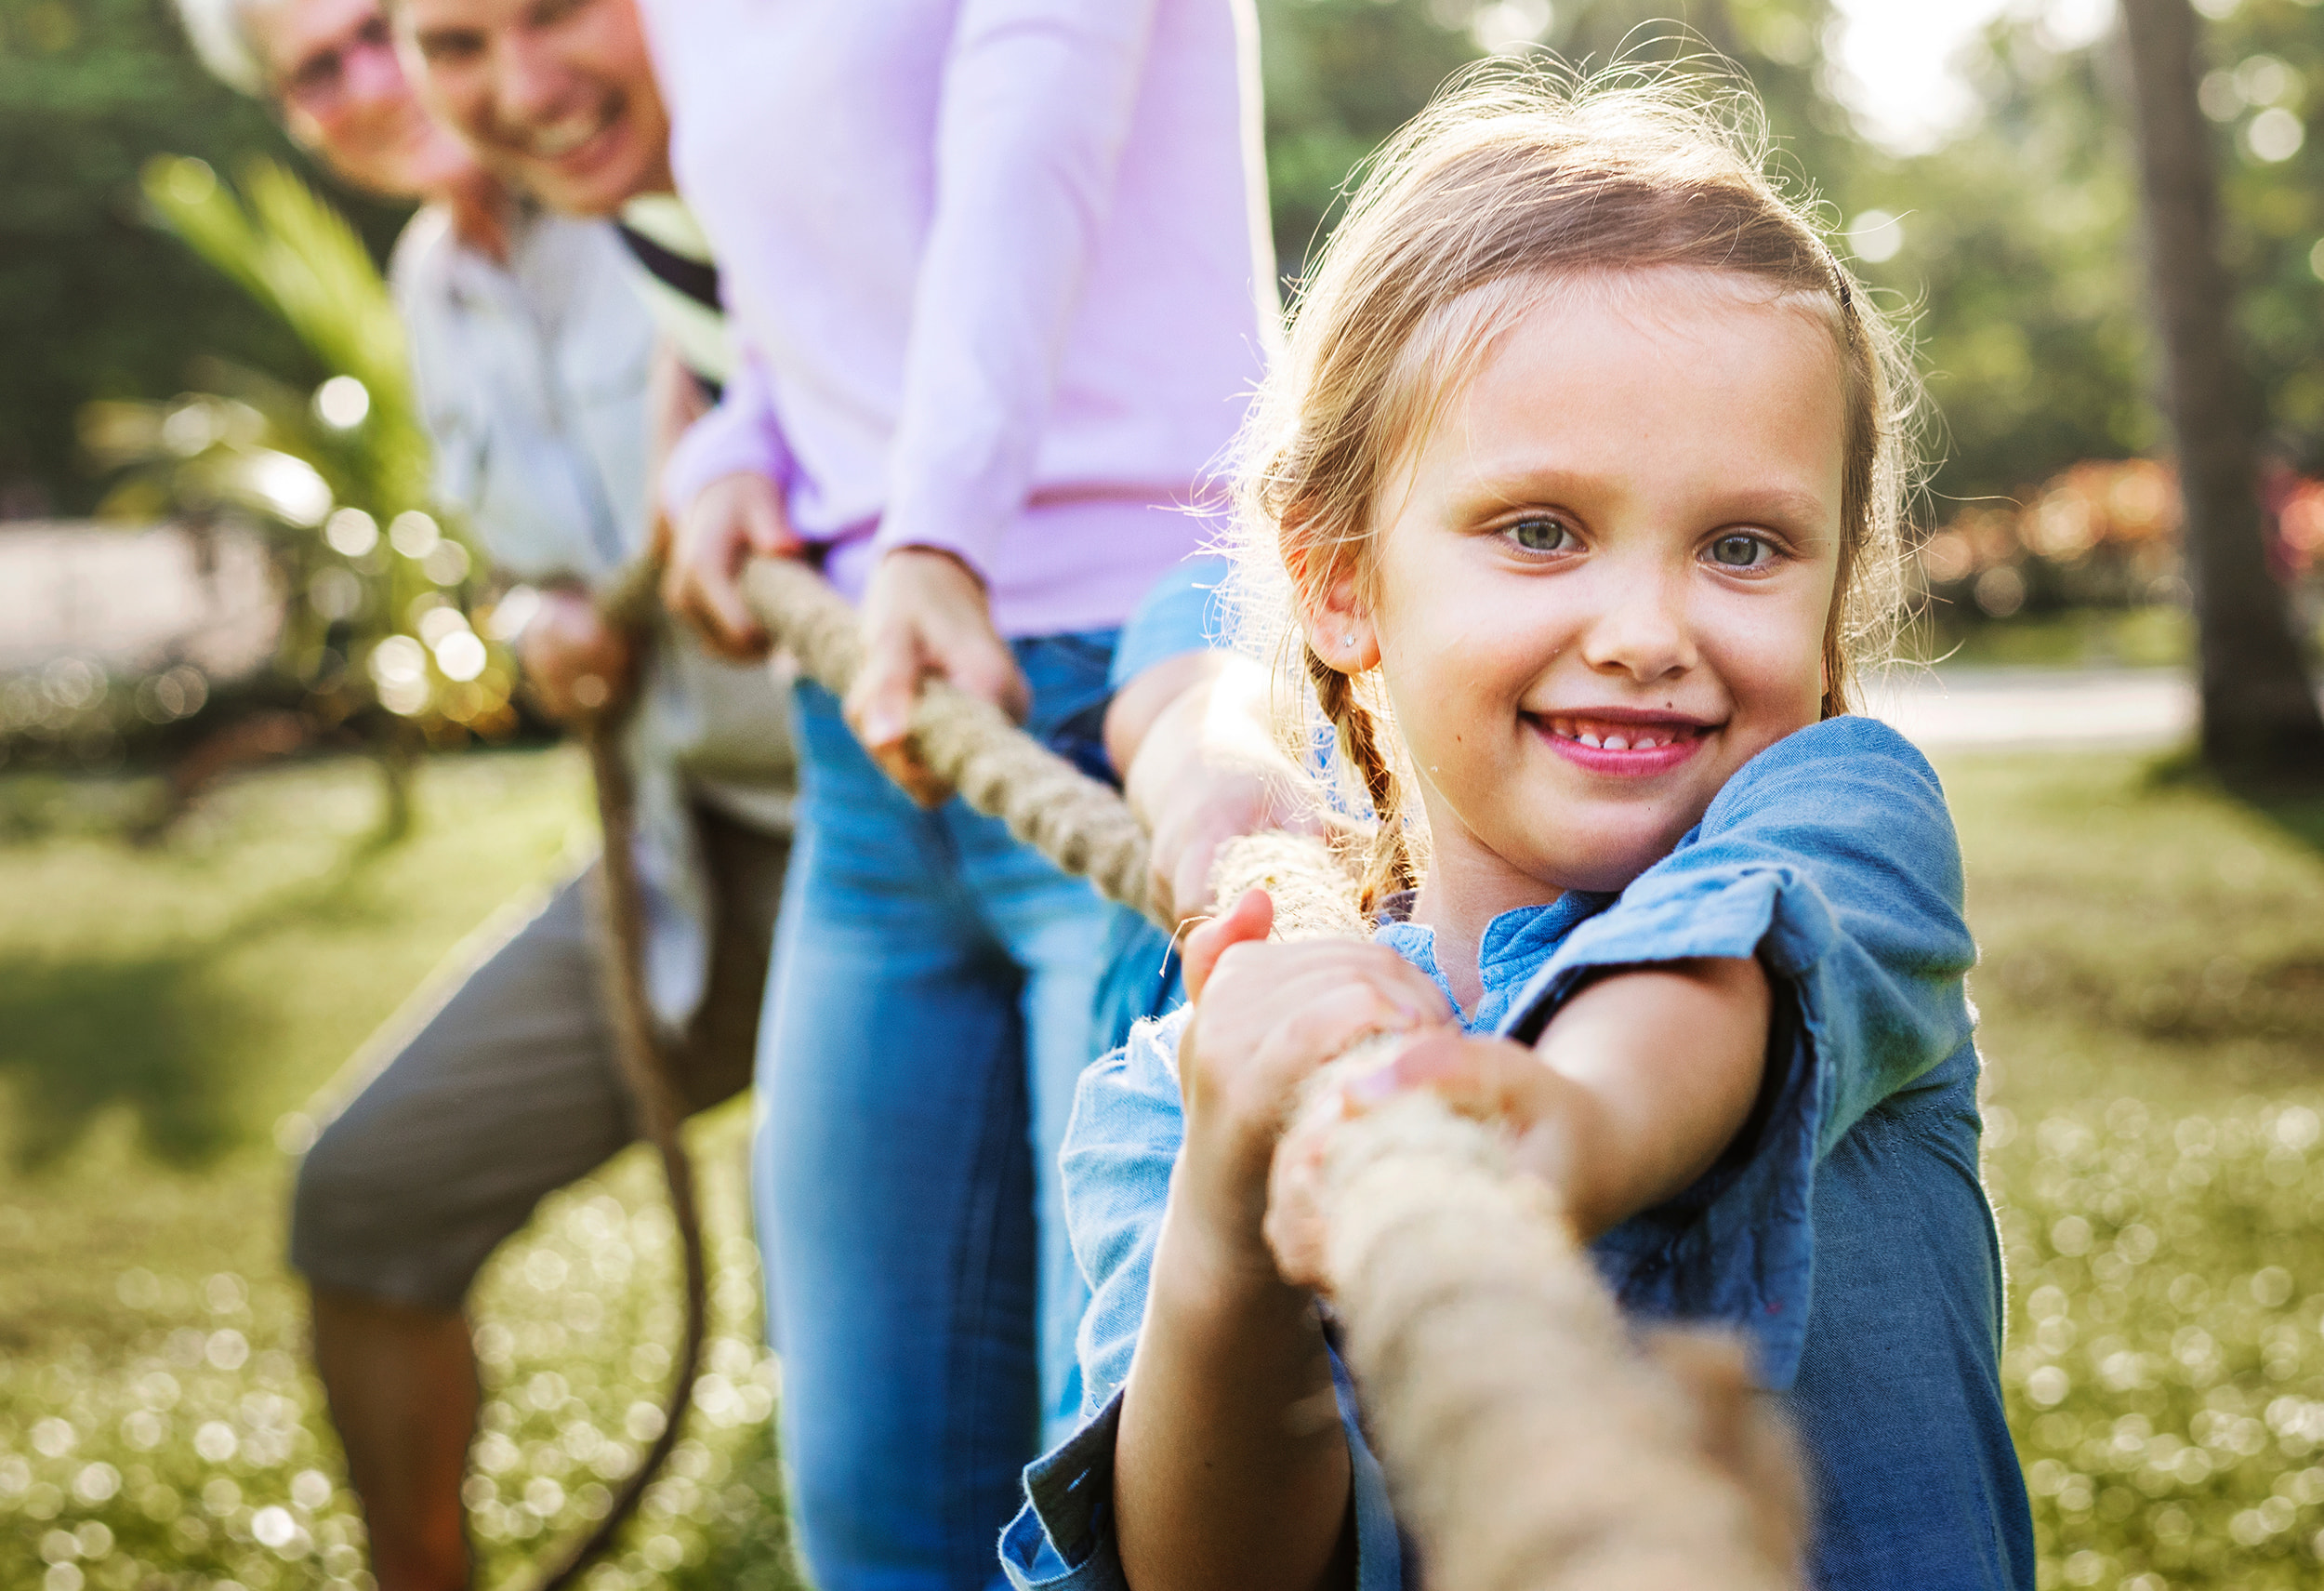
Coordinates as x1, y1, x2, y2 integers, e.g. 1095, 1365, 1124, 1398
1201, 939, 1449, 1042
1182, 888, 1273, 1000
1253, 986, 1445, 1098
1344, 1031, 1546, 1122
1293, 948, 1452, 1028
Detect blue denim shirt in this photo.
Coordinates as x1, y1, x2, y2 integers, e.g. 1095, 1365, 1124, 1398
1105, 553, 1233, 695
1001, 716, 2036, 1591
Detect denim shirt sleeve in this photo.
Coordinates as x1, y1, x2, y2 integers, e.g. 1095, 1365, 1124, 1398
1105, 554, 1235, 694
999, 1007, 1405, 1590
1498, 715, 1979, 1389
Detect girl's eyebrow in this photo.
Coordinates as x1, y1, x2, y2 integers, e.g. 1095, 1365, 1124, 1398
1705, 484, 1836, 531
1448, 461, 1835, 532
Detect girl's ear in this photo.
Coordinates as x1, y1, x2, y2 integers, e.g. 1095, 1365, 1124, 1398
1304, 565, 1380, 675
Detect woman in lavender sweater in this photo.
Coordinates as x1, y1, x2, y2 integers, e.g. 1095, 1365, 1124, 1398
640, 3, 1279, 1584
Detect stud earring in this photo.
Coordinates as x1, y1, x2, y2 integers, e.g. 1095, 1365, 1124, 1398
1340, 632, 1356, 648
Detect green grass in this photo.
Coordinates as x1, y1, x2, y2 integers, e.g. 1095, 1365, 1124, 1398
0, 750, 799, 1591
1, 746, 2322, 1590
1953, 754, 2324, 1590
1905, 605, 2196, 670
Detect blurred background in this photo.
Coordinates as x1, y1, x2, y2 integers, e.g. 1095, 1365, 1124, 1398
2, 2, 2322, 1589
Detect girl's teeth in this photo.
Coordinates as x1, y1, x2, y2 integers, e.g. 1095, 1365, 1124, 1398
1552, 720, 1694, 751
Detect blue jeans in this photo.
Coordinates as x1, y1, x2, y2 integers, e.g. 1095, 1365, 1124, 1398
753, 634, 1127, 1591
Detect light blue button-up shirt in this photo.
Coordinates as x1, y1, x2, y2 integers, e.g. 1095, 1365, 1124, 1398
1004, 715, 2037, 1591
390, 205, 797, 1027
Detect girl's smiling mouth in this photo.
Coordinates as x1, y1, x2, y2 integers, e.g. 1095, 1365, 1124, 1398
1528, 709, 1717, 776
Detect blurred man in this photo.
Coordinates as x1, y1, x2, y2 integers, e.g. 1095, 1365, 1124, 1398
175, 5, 792, 1587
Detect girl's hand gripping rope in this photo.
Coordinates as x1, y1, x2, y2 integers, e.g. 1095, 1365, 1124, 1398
1111, 654, 1330, 928
1174, 888, 1454, 1279
1272, 957, 1776, 1291
1116, 889, 1453, 1591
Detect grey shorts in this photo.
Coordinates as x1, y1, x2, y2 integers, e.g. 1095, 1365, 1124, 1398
288, 804, 787, 1312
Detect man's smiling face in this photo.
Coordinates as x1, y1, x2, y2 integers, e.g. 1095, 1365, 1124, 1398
394, 0, 671, 217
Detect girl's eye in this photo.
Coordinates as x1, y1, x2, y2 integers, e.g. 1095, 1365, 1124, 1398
1707, 533, 1776, 569
1504, 516, 1576, 554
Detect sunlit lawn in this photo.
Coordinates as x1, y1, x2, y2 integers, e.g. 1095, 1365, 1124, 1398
1, 743, 2322, 1590
0, 750, 799, 1591
1960, 756, 2324, 1590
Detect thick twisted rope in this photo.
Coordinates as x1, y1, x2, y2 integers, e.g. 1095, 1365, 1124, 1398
530, 555, 710, 1591
741, 558, 1153, 912
738, 555, 1806, 1590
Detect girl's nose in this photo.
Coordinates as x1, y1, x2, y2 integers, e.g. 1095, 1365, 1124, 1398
1578, 563, 1698, 683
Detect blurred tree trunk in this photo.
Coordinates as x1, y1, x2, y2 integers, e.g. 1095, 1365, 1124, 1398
2119, 0, 2324, 777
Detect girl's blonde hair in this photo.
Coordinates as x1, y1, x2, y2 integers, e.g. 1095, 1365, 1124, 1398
1228, 60, 1921, 911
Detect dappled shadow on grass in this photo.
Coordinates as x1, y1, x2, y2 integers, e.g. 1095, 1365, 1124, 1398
2244, 788, 2324, 863
0, 841, 396, 1172
2143, 748, 2324, 865
1979, 946, 2324, 1061
0, 949, 257, 1169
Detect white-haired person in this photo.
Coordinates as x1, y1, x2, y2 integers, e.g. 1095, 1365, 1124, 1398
175, 5, 794, 1588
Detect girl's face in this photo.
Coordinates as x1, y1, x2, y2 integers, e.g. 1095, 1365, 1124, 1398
1319, 269, 1846, 910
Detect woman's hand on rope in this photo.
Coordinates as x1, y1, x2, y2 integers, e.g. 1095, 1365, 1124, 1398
1176, 890, 1454, 1277
845, 546, 1031, 807
664, 470, 803, 660
519, 588, 637, 722
1111, 653, 1326, 928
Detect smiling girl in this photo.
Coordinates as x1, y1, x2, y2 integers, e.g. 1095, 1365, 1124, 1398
997, 67, 2036, 1591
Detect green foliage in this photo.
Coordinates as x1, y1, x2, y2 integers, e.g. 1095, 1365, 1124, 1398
81, 155, 522, 754
0, 0, 406, 515
142, 155, 425, 492
1253, 1, 1859, 279
1255, 0, 1486, 275
1847, 20, 2158, 509
1549, 0, 1859, 179
1843, 0, 2324, 508
2205, 0, 2324, 455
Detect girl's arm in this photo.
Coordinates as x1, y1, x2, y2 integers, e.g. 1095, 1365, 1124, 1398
1288, 721, 1985, 1269
1115, 1190, 1355, 1591
1529, 958, 1771, 1238
1116, 891, 1449, 1591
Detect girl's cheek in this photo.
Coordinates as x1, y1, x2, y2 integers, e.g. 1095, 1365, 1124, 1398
1711, 596, 1826, 722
